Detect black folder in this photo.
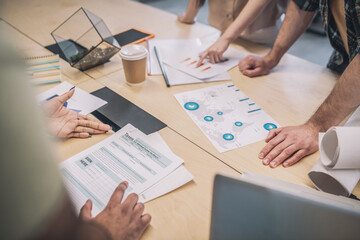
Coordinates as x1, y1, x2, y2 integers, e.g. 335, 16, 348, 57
91, 87, 166, 134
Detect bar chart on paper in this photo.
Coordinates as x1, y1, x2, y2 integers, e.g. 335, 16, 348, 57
174, 83, 280, 152
164, 47, 247, 79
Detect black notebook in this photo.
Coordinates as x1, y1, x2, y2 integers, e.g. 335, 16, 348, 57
91, 87, 166, 134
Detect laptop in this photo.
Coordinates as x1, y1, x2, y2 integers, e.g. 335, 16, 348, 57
210, 173, 360, 240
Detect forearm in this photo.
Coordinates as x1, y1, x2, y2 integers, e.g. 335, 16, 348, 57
307, 54, 360, 131
183, 0, 201, 20
221, 0, 275, 42
266, 1, 315, 66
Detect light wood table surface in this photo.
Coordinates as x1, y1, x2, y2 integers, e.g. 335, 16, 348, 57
1, 0, 360, 239
1, 17, 239, 240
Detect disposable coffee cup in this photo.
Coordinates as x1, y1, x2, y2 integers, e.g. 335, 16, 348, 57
119, 45, 148, 86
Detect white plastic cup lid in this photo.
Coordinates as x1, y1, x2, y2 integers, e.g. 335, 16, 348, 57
119, 44, 148, 61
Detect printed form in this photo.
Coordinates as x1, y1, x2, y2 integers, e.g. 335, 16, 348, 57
60, 124, 184, 216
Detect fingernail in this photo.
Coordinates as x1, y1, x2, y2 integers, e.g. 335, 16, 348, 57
270, 162, 276, 168
259, 152, 264, 159
263, 158, 270, 165
69, 86, 75, 91
283, 162, 288, 167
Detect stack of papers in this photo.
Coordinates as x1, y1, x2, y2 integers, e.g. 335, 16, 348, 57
37, 81, 107, 115
175, 83, 280, 152
26, 54, 61, 85
60, 124, 193, 216
147, 39, 247, 86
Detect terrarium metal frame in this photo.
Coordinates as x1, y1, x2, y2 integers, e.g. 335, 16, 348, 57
51, 7, 120, 71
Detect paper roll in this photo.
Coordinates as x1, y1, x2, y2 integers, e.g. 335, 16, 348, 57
308, 107, 360, 196
308, 159, 360, 196
320, 127, 360, 169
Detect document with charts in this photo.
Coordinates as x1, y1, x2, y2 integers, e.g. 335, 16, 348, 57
59, 124, 184, 216
164, 47, 247, 79
174, 83, 280, 153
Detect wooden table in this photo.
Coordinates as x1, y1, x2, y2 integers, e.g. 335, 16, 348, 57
1, 0, 359, 239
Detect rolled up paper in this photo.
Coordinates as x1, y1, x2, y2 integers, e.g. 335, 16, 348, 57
320, 127, 360, 169
308, 159, 360, 196
308, 107, 360, 196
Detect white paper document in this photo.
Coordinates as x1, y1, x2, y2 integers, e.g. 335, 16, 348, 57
37, 81, 107, 115
147, 38, 231, 85
163, 63, 231, 86
139, 132, 194, 202
164, 47, 247, 79
308, 106, 360, 196
59, 124, 184, 216
174, 83, 280, 152
147, 38, 202, 75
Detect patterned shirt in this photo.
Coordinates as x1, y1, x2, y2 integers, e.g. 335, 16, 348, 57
293, 0, 360, 73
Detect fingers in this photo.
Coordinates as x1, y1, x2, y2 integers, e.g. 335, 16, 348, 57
141, 214, 152, 225
80, 199, 93, 221
238, 55, 256, 72
57, 88, 75, 104
262, 140, 292, 166
283, 149, 307, 167
107, 182, 128, 208
123, 193, 139, 210
197, 52, 208, 67
242, 68, 265, 77
77, 114, 87, 120
267, 144, 298, 168
74, 126, 107, 134
214, 54, 220, 63
209, 54, 215, 64
67, 132, 90, 138
259, 133, 286, 160
133, 202, 145, 219
265, 128, 282, 142
78, 119, 111, 132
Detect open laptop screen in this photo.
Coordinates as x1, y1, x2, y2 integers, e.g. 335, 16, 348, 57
210, 174, 360, 240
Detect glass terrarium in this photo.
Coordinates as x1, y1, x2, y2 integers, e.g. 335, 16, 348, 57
51, 7, 120, 71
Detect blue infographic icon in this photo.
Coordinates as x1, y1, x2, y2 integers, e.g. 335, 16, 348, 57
204, 116, 214, 122
217, 111, 223, 115
184, 102, 199, 111
223, 133, 234, 141
235, 121, 243, 127
264, 123, 277, 131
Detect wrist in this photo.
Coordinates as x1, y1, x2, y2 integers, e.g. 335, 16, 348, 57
304, 120, 323, 133
220, 31, 236, 43
266, 44, 288, 67
263, 54, 279, 69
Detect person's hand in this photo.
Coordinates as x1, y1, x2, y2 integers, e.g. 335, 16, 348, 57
42, 88, 111, 138
258, 123, 319, 168
80, 182, 151, 240
197, 39, 230, 66
238, 55, 276, 77
177, 13, 195, 24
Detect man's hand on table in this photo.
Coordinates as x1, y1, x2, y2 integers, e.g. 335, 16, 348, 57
238, 55, 277, 77
42, 88, 111, 138
258, 123, 319, 168
80, 182, 151, 240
